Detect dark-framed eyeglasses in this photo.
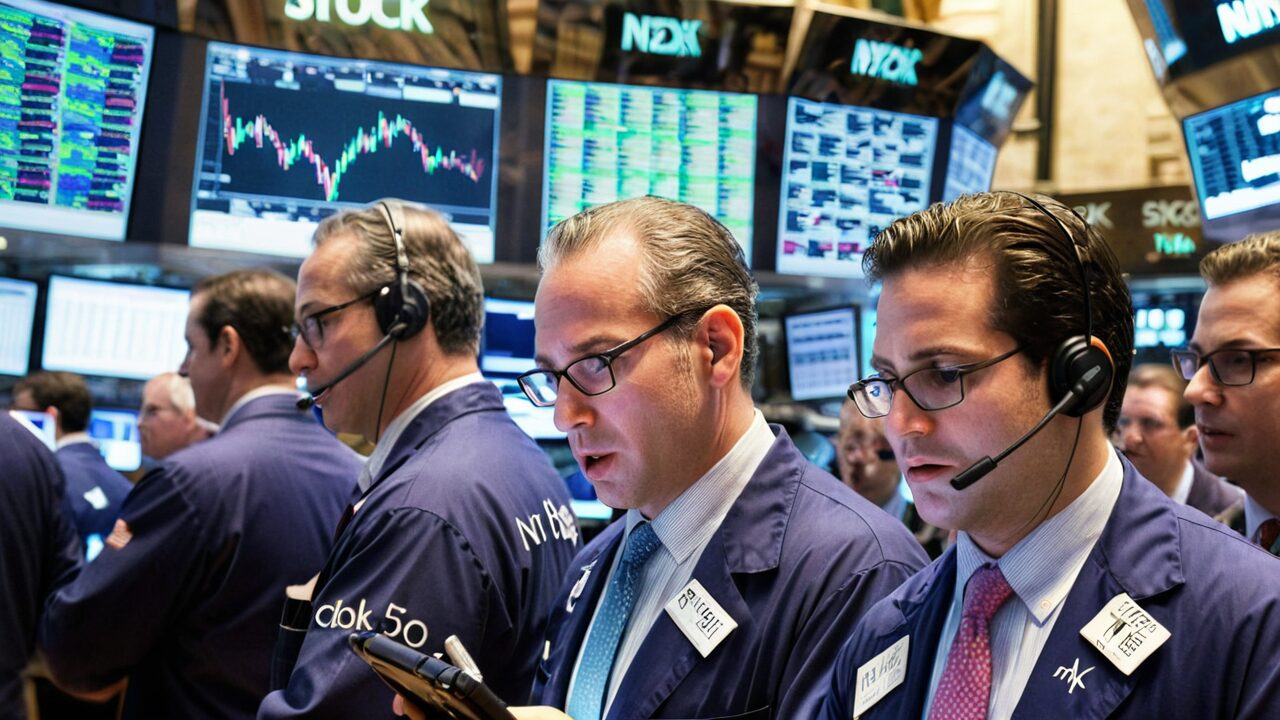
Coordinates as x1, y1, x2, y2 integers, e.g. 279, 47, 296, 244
847, 346, 1023, 419
1171, 347, 1280, 387
517, 311, 700, 407
290, 288, 382, 350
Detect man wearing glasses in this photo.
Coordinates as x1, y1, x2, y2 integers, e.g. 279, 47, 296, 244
41, 270, 361, 719
260, 201, 576, 719
1177, 232, 1280, 554
819, 193, 1280, 720
505, 196, 926, 720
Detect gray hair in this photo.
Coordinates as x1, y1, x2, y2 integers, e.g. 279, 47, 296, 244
539, 196, 759, 388
151, 372, 196, 415
313, 200, 484, 356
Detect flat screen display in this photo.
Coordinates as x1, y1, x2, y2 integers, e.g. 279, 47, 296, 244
1184, 89, 1280, 222
1131, 290, 1200, 365
784, 306, 859, 402
41, 275, 189, 380
89, 407, 141, 472
0, 277, 37, 376
775, 97, 938, 279
190, 42, 502, 261
0, 0, 154, 240
480, 298, 564, 440
942, 124, 998, 202
542, 79, 756, 257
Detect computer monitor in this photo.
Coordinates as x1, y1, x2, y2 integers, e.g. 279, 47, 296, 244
190, 42, 502, 261
784, 306, 859, 402
0, 0, 154, 240
942, 125, 998, 202
1132, 290, 1199, 365
89, 407, 141, 472
41, 275, 190, 381
541, 79, 757, 258
10, 409, 56, 450
776, 98, 939, 279
0, 277, 38, 376
480, 297, 565, 440
1184, 88, 1280, 240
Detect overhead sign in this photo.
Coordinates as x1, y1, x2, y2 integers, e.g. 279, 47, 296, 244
1058, 186, 1207, 276
1217, 0, 1280, 44
850, 39, 922, 85
283, 0, 434, 33
621, 12, 702, 57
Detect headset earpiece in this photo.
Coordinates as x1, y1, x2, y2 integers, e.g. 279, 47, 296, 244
1049, 336, 1113, 417
373, 201, 430, 340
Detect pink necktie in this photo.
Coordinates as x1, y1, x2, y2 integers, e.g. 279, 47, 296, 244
1255, 518, 1280, 555
928, 564, 1015, 720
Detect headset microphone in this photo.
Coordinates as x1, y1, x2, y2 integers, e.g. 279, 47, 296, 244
950, 365, 1105, 491
296, 331, 400, 410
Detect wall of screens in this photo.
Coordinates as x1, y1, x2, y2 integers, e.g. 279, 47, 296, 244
0, 277, 38, 376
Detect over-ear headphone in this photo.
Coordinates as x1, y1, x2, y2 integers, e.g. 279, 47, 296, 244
371, 200, 431, 341
1010, 192, 1114, 417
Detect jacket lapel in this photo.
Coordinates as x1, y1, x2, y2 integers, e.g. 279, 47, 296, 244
1013, 458, 1184, 719
544, 530, 623, 708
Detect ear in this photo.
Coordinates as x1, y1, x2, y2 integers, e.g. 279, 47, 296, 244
1183, 424, 1199, 450
699, 305, 745, 389
218, 325, 242, 370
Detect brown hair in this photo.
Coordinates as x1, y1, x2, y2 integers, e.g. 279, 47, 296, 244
1127, 363, 1193, 429
1199, 231, 1280, 286
13, 371, 92, 433
193, 269, 296, 375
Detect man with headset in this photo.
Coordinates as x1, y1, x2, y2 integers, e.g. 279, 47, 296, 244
41, 270, 360, 719
259, 200, 576, 719
819, 192, 1280, 719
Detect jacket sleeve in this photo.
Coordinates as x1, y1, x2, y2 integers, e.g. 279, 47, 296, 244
258, 507, 510, 720
777, 558, 921, 719
39, 467, 205, 692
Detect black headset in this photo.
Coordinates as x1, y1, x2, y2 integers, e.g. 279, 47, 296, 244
372, 200, 431, 341
1009, 191, 1114, 417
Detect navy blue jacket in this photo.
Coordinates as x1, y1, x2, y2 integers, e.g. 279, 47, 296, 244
54, 442, 132, 542
819, 456, 1280, 719
258, 382, 578, 719
0, 414, 81, 720
41, 394, 360, 720
531, 427, 928, 720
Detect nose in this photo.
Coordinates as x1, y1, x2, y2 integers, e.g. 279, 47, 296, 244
551, 381, 593, 433
1183, 363, 1221, 409
1120, 421, 1143, 451
178, 350, 190, 378
289, 335, 316, 378
884, 389, 931, 442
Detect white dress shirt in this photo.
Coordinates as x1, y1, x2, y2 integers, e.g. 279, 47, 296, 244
566, 410, 775, 717
922, 449, 1124, 719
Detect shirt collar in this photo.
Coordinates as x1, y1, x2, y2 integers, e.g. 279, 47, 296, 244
359, 372, 486, 491
624, 410, 774, 564
222, 385, 299, 426
1170, 460, 1195, 506
1244, 493, 1279, 542
956, 448, 1124, 623
55, 431, 94, 450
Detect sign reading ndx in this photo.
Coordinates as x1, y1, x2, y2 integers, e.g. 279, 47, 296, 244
621, 12, 703, 57
284, 0, 433, 34
850, 38, 923, 85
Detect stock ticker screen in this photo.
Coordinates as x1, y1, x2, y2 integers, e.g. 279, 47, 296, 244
1184, 88, 1280, 223
541, 79, 757, 258
775, 98, 938, 279
190, 42, 502, 260
0, 0, 153, 240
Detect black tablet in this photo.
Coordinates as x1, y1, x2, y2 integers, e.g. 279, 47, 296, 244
348, 632, 516, 720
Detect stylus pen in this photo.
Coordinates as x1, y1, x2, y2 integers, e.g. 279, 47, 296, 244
444, 635, 483, 683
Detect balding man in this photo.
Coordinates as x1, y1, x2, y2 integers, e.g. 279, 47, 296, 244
138, 373, 214, 460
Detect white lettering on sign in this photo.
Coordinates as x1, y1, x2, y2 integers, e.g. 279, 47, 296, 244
850, 39, 923, 86
621, 12, 702, 57
516, 498, 580, 551
1218, 0, 1280, 45
284, 0, 433, 34
1074, 202, 1113, 230
1141, 199, 1199, 228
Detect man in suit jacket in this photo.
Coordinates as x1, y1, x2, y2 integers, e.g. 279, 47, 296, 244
1181, 232, 1280, 555
502, 197, 925, 720
1114, 363, 1241, 516
819, 193, 1280, 719
12, 372, 132, 549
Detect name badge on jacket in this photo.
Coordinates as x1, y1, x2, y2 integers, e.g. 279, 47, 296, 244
1079, 593, 1170, 675
664, 579, 737, 657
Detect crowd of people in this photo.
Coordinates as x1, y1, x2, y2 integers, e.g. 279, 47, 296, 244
4, 192, 1278, 720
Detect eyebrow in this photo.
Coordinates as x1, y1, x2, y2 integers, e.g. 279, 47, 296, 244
870, 345, 983, 375
534, 333, 627, 368
1188, 337, 1264, 353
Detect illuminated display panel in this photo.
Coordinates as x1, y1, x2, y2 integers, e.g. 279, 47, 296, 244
785, 306, 859, 402
0, 0, 153, 240
942, 125, 997, 202
776, 97, 938, 279
541, 79, 756, 258
41, 275, 189, 380
0, 277, 37, 376
481, 297, 563, 441
191, 42, 501, 261
1184, 88, 1280, 222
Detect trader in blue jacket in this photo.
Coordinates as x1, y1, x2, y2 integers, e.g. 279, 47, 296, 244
819, 192, 1280, 719
12, 371, 132, 550
258, 200, 577, 719
0, 412, 81, 720
498, 197, 927, 720
41, 269, 360, 719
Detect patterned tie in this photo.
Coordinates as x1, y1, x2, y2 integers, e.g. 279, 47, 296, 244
566, 522, 662, 720
1254, 518, 1280, 555
928, 564, 1015, 720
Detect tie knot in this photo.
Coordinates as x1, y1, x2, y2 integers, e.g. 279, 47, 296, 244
621, 522, 661, 569
962, 564, 1014, 623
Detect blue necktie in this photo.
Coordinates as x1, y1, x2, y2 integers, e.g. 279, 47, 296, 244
566, 522, 662, 720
